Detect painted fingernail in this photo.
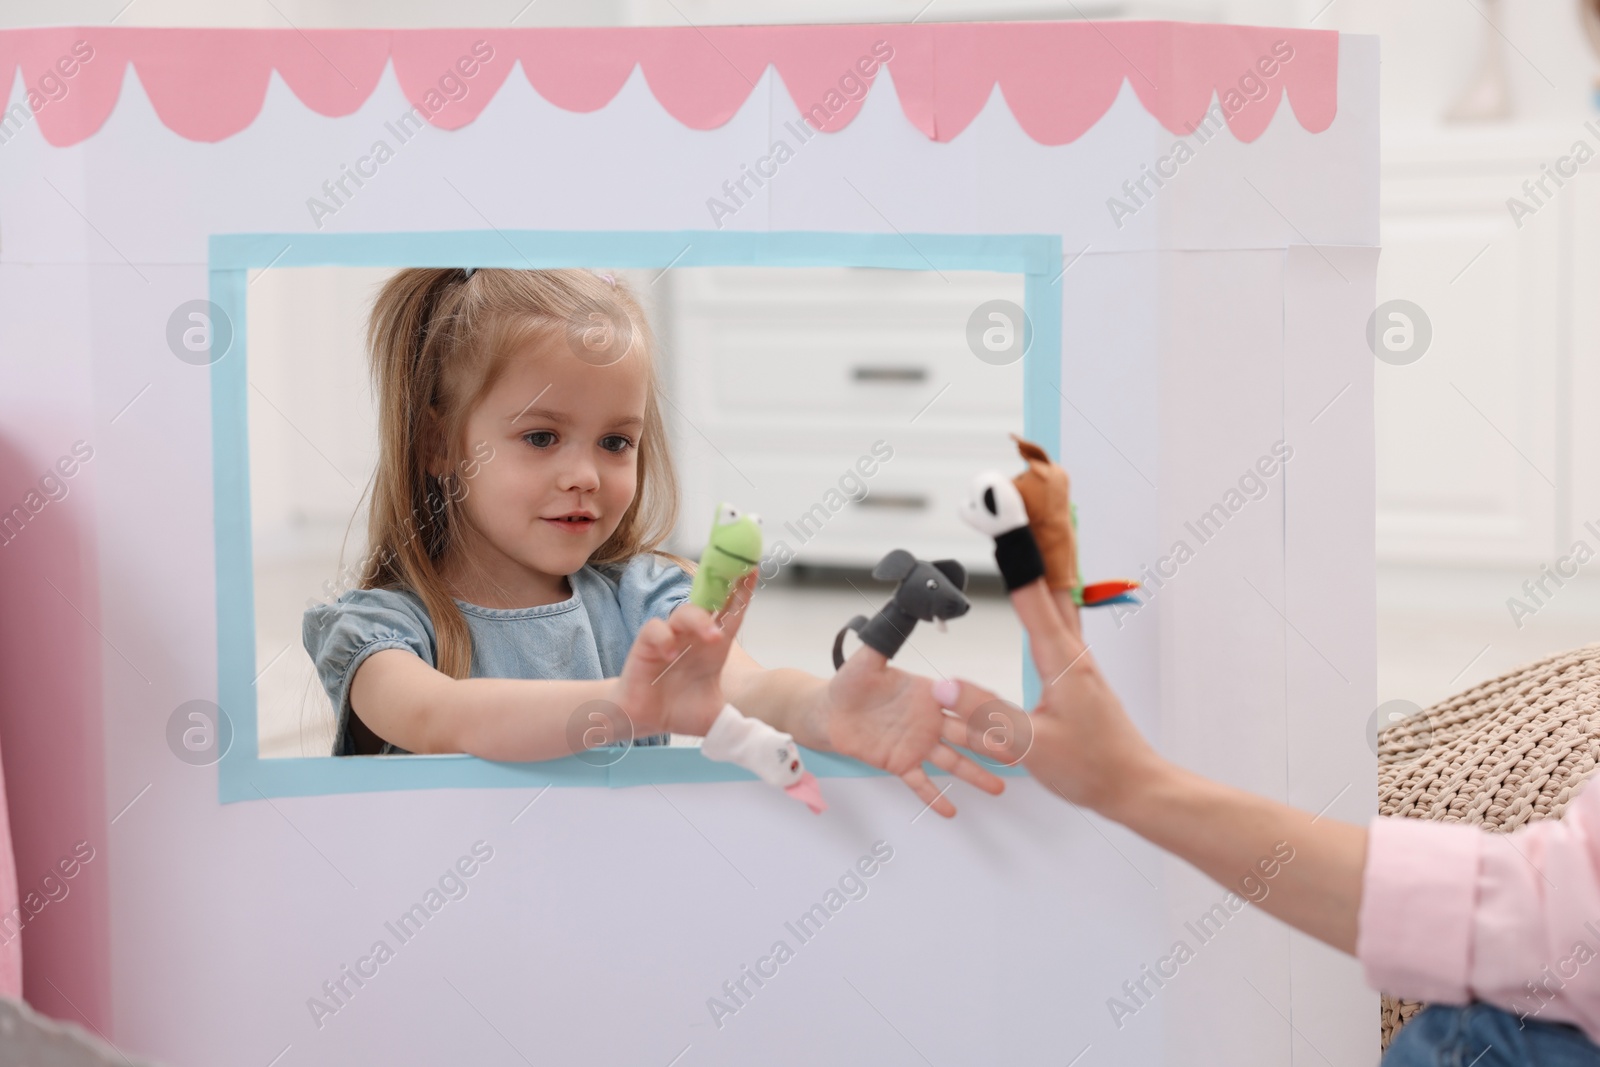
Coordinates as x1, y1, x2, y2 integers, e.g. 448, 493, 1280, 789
932, 679, 960, 707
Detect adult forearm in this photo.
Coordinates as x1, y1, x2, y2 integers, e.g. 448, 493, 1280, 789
1103, 757, 1368, 954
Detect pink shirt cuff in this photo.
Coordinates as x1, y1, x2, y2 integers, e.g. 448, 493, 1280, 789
1356, 814, 1483, 1004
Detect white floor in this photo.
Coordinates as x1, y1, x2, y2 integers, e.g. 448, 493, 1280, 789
1378, 565, 1600, 713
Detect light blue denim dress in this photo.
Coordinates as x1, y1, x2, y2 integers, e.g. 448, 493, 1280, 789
302, 554, 692, 756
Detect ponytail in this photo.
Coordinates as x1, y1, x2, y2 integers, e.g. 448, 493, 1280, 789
365, 267, 480, 679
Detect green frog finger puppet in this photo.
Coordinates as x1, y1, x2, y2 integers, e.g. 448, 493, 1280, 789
689, 502, 764, 612
689, 502, 825, 814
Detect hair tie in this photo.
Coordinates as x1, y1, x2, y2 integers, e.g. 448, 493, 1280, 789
461, 267, 477, 279
598, 271, 615, 286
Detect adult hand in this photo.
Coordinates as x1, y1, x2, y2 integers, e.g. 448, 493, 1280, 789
935, 575, 1368, 954
934, 578, 1158, 815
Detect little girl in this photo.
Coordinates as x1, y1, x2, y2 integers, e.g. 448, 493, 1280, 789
300, 266, 1005, 816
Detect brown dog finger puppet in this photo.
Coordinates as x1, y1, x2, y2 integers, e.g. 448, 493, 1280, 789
831, 549, 970, 670
1011, 433, 1077, 593
1009, 433, 1140, 610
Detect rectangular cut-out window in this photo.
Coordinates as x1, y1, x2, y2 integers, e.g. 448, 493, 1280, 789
212, 230, 1062, 802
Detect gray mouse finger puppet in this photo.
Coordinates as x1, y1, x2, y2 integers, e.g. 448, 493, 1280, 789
958, 471, 1048, 591
831, 549, 971, 670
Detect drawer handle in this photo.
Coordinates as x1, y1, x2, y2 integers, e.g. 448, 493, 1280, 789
852, 365, 928, 383
857, 493, 930, 511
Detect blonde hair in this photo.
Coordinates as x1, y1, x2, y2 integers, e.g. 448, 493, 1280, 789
360, 267, 693, 680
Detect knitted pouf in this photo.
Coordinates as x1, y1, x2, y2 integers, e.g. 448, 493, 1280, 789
1376, 641, 1600, 1049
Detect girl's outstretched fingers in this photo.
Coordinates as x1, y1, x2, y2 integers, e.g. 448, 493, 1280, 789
900, 764, 958, 819
922, 737, 1006, 795
820, 654, 1004, 815
633, 617, 679, 670
634, 573, 757, 739
669, 601, 719, 645
665, 569, 754, 650
934, 677, 1033, 769
616, 616, 691, 736
930, 675, 1001, 721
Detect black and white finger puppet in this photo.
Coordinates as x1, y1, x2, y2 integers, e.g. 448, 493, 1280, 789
958, 471, 1047, 591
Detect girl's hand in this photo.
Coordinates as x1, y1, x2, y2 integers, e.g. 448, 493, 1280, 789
615, 571, 757, 740
814, 646, 1006, 818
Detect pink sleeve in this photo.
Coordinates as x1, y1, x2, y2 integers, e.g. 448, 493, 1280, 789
1356, 812, 1481, 1003
1357, 781, 1600, 1037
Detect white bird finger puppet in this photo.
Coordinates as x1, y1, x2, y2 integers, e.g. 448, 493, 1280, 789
701, 704, 826, 814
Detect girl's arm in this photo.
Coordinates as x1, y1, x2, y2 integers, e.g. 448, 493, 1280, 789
349, 598, 731, 761
350, 649, 631, 760
718, 643, 829, 749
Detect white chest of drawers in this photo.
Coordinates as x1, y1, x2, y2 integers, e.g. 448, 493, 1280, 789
658, 265, 1029, 574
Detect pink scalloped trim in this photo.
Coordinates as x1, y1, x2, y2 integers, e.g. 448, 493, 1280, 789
0, 23, 1336, 148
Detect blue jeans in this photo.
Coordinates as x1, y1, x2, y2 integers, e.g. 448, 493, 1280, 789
1384, 1004, 1600, 1065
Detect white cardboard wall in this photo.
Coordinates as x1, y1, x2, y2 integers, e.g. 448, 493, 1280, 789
0, 27, 1378, 1066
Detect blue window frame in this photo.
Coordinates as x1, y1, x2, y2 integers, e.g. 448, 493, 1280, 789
210, 230, 1062, 801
